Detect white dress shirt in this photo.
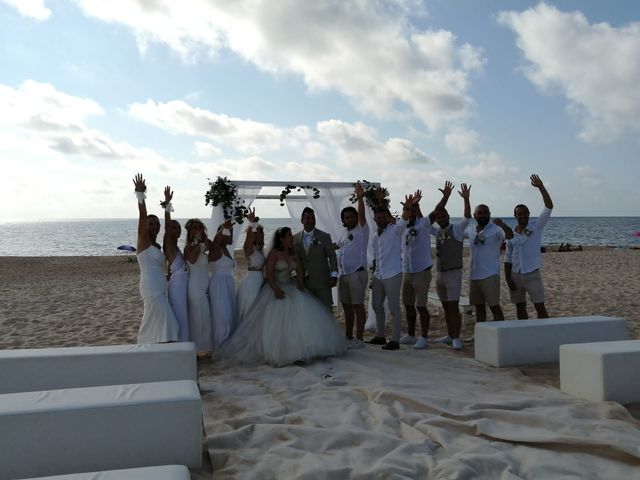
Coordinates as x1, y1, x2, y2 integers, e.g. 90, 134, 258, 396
505, 207, 552, 274
337, 223, 369, 276
464, 222, 506, 280
302, 229, 314, 254
371, 221, 406, 280
401, 217, 433, 273
430, 217, 470, 242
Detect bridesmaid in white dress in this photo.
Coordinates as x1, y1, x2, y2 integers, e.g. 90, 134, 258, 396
162, 186, 189, 342
208, 219, 237, 348
184, 218, 213, 356
132, 174, 178, 344
220, 227, 345, 367
236, 208, 265, 324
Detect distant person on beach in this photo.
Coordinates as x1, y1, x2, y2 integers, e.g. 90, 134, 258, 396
220, 227, 345, 366
431, 183, 472, 350
504, 174, 553, 319
464, 204, 514, 322
368, 192, 417, 351
132, 174, 178, 344
162, 186, 189, 342
399, 182, 453, 350
335, 182, 369, 349
209, 219, 237, 348
236, 208, 266, 325
293, 207, 338, 309
184, 218, 213, 356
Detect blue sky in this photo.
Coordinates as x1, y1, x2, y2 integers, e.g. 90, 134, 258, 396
1, 0, 639, 221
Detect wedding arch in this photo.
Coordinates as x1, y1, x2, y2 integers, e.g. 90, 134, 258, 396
208, 179, 381, 249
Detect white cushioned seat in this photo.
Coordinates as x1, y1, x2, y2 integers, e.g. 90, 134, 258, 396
0, 380, 202, 480
0, 343, 197, 394
474, 316, 629, 367
560, 340, 640, 404
21, 465, 190, 479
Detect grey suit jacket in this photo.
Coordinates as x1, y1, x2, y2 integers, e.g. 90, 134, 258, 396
294, 229, 338, 307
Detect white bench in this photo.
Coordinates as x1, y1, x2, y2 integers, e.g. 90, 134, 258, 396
0, 342, 197, 394
23, 465, 191, 479
474, 316, 629, 367
560, 340, 640, 404
0, 380, 202, 479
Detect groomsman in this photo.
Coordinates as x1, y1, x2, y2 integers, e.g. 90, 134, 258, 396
504, 174, 553, 319
294, 207, 338, 309
367, 192, 417, 350
431, 183, 471, 350
464, 204, 513, 322
399, 183, 452, 350
336, 182, 368, 349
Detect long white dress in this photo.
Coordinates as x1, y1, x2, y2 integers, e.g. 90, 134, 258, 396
209, 254, 237, 348
236, 250, 265, 324
187, 244, 213, 352
220, 258, 346, 367
137, 246, 178, 344
168, 250, 189, 342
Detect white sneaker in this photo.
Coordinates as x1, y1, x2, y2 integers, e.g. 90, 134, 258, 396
434, 335, 452, 345
348, 338, 365, 349
452, 338, 462, 350
399, 334, 417, 345
413, 336, 429, 349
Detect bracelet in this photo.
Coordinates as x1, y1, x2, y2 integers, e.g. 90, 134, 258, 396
163, 201, 174, 213
135, 191, 146, 204
221, 228, 231, 237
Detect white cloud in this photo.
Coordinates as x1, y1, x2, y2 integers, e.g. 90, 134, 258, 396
317, 119, 434, 165
128, 99, 310, 155
1, 0, 51, 20
573, 164, 603, 186
194, 141, 222, 157
460, 151, 519, 183
499, 2, 640, 143
73, 0, 484, 129
444, 127, 480, 156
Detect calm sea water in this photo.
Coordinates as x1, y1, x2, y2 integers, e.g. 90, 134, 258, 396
0, 217, 638, 256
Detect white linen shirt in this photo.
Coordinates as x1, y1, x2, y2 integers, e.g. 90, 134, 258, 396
371, 220, 406, 280
505, 207, 552, 274
401, 217, 433, 273
337, 223, 369, 276
464, 222, 506, 280
430, 217, 471, 242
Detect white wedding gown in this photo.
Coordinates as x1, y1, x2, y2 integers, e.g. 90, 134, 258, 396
168, 250, 189, 342
221, 258, 346, 367
137, 246, 178, 344
187, 245, 213, 352
236, 250, 265, 324
209, 254, 237, 348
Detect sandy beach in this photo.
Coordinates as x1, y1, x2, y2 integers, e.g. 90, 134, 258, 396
2, 247, 640, 477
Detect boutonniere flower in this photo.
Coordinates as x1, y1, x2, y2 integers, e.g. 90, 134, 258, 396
313, 238, 321, 246
524, 228, 532, 236
405, 228, 418, 245
473, 234, 485, 245
347, 233, 354, 242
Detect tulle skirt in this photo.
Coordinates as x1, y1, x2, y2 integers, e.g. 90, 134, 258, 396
220, 282, 346, 367
236, 271, 264, 324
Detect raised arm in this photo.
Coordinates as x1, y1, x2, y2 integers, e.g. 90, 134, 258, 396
209, 218, 234, 262
493, 218, 514, 240
428, 181, 453, 224
458, 183, 471, 219
401, 192, 419, 221
531, 174, 553, 209
133, 173, 150, 253
354, 182, 366, 227
243, 207, 258, 257
162, 186, 178, 262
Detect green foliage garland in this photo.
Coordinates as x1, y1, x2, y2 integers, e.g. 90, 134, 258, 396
279, 184, 320, 206
349, 180, 389, 209
205, 176, 250, 224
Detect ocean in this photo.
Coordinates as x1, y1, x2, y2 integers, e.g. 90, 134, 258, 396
0, 217, 639, 257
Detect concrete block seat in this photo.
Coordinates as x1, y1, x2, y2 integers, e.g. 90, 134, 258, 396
0, 380, 202, 480
560, 340, 640, 404
474, 316, 629, 367
0, 342, 197, 394
21, 465, 191, 480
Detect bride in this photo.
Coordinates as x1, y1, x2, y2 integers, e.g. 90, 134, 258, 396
220, 226, 345, 367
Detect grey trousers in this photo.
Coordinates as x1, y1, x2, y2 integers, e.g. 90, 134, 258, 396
371, 273, 402, 342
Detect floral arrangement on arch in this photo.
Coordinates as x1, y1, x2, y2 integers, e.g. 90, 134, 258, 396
348, 180, 390, 210
205, 176, 250, 224
278, 184, 320, 206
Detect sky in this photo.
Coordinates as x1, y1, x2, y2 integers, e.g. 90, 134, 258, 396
1, 0, 639, 221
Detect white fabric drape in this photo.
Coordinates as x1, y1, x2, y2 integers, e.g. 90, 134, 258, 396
303, 186, 353, 241
210, 186, 262, 249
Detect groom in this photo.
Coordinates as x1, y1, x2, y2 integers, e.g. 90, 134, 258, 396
294, 207, 338, 309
